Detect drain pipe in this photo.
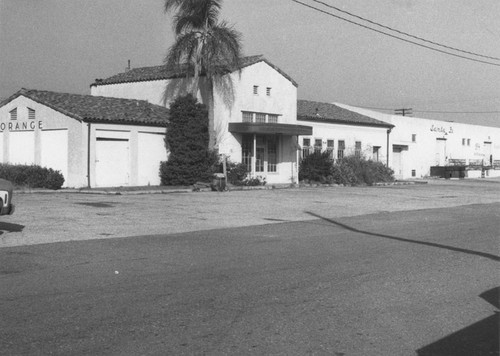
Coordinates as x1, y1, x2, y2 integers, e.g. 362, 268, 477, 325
87, 122, 91, 188
386, 128, 392, 167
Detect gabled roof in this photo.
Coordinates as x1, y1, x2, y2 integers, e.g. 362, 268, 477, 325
297, 100, 394, 129
91, 55, 298, 87
1, 89, 169, 127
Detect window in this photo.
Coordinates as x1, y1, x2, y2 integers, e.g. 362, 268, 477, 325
337, 140, 345, 159
314, 139, 322, 154
242, 111, 253, 123
253, 85, 258, 95
412, 134, 416, 142
255, 113, 266, 123
267, 136, 277, 172
268, 114, 278, 123
355, 141, 362, 157
327, 140, 334, 159
266, 87, 271, 96
462, 138, 466, 146
9, 108, 17, 120
302, 138, 311, 158
242, 136, 253, 172
467, 139, 471, 146
373, 146, 380, 162
411, 169, 416, 177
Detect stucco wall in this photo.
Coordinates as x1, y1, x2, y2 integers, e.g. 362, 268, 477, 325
0, 96, 87, 187
337, 104, 500, 179
297, 120, 389, 164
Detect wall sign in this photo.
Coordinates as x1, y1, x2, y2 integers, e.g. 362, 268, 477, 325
0, 121, 43, 132
430, 124, 453, 135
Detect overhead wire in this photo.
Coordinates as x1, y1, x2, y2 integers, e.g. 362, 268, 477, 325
311, 0, 500, 61
290, 0, 500, 67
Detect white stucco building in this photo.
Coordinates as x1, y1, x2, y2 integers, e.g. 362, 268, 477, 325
0, 89, 169, 187
91, 55, 312, 185
1, 55, 498, 187
336, 104, 500, 179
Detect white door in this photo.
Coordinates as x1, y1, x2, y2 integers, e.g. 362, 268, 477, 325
9, 131, 35, 164
138, 132, 167, 186
95, 138, 129, 187
41, 130, 68, 186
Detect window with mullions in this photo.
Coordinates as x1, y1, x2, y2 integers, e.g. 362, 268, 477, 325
326, 140, 334, 159
242, 111, 253, 122
302, 138, 311, 158
242, 137, 253, 172
337, 140, 345, 159
255, 113, 266, 123
355, 141, 362, 157
267, 136, 277, 172
268, 114, 278, 123
314, 139, 322, 154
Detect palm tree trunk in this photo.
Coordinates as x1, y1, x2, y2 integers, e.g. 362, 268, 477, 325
207, 78, 216, 150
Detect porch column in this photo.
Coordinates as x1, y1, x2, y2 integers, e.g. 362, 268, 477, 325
252, 134, 256, 178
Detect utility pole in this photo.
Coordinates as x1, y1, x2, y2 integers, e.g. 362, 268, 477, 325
394, 108, 413, 116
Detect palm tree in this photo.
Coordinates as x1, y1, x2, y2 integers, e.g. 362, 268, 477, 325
164, 0, 243, 150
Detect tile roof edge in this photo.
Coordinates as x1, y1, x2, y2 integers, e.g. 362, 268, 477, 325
297, 115, 394, 128
1, 89, 85, 122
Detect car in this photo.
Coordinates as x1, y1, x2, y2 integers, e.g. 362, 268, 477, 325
0, 178, 15, 215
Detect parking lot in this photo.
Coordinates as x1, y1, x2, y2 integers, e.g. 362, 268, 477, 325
1, 178, 499, 248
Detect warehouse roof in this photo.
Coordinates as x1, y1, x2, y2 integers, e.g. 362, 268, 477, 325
91, 55, 298, 87
297, 100, 394, 128
1, 89, 170, 126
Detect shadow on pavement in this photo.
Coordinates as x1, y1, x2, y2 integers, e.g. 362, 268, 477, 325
305, 211, 500, 262
0, 222, 24, 234
417, 287, 499, 356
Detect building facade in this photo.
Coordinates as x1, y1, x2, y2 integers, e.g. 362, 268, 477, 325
337, 104, 500, 179
91, 55, 312, 185
0, 89, 169, 188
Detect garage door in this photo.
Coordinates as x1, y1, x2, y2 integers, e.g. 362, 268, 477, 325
138, 132, 167, 186
95, 138, 129, 187
9, 131, 35, 165
41, 130, 68, 186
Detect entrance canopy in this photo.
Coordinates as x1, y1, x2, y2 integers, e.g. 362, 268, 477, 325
228, 122, 312, 136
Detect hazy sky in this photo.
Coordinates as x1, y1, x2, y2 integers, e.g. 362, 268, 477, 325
1, 0, 499, 127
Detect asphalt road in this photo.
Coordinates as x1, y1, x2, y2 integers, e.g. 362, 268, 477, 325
1, 196, 499, 355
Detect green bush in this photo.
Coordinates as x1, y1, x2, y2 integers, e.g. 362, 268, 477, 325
299, 151, 333, 182
226, 161, 248, 185
160, 95, 220, 185
0, 164, 65, 189
299, 153, 394, 186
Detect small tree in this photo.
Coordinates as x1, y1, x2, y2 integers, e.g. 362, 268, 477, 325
160, 95, 218, 185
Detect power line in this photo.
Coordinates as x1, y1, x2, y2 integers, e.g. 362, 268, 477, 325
356, 106, 500, 114
312, 0, 500, 61
290, 0, 500, 67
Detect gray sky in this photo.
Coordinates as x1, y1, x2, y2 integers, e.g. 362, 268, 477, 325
1, 0, 499, 127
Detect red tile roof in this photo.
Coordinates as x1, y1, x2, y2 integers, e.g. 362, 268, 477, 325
91, 55, 298, 87
1, 89, 169, 127
297, 100, 394, 128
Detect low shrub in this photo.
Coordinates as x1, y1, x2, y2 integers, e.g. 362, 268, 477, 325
225, 162, 248, 185
299, 153, 394, 186
299, 151, 333, 182
0, 164, 65, 189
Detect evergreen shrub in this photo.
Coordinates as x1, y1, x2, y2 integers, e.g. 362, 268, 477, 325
299, 153, 394, 186
0, 164, 65, 189
160, 95, 219, 185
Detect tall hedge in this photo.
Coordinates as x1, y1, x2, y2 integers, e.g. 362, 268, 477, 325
160, 95, 218, 185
